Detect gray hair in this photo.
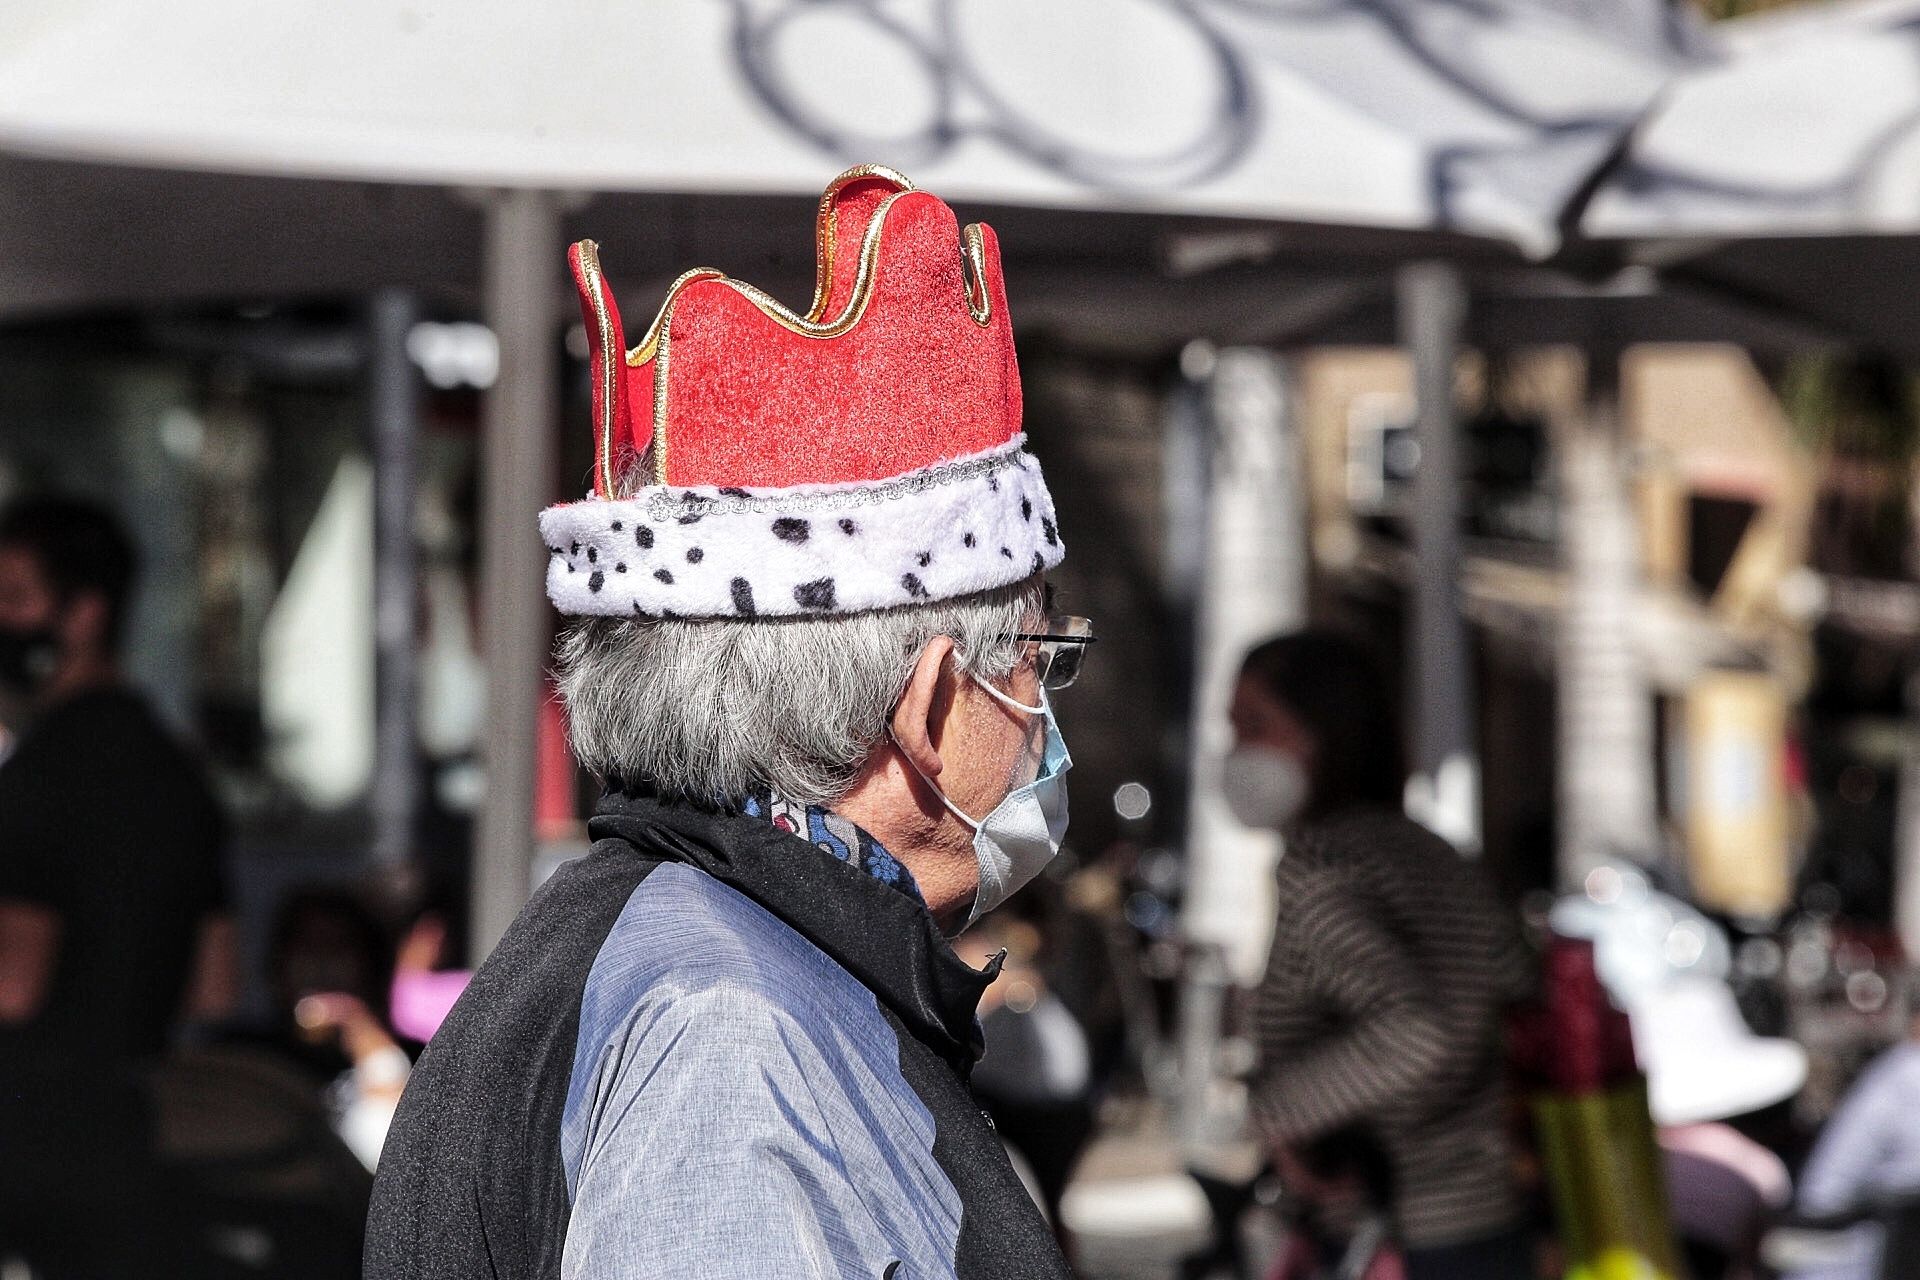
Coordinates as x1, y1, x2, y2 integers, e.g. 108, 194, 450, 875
555, 575, 1045, 807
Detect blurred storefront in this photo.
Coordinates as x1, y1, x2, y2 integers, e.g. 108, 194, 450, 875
1292, 338, 1920, 1121
12, 0, 1920, 1186
0, 305, 510, 1007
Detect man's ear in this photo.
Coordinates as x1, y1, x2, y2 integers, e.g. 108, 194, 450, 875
890, 635, 959, 781
60, 591, 109, 656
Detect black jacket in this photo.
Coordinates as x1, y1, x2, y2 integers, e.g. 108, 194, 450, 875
367, 793, 1071, 1279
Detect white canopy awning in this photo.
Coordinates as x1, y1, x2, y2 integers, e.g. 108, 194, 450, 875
0, 0, 1692, 257
1572, 0, 1920, 354
1584, 0, 1920, 240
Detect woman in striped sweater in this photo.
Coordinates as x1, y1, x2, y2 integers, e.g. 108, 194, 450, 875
1225, 631, 1538, 1280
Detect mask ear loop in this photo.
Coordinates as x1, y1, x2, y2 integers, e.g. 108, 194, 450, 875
886, 662, 1043, 832
890, 729, 984, 832
971, 671, 1045, 717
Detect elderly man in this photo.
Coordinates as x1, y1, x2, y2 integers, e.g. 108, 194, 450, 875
367, 167, 1088, 1279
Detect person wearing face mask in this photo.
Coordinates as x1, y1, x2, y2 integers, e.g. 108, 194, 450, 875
0, 494, 234, 1276
1226, 630, 1536, 1280
368, 167, 1086, 1280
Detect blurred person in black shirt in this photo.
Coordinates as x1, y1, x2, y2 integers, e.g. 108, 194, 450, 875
0, 494, 234, 1276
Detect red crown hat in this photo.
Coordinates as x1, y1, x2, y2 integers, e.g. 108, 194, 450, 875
540, 164, 1064, 619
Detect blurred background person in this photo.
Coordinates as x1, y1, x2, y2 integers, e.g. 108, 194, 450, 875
385, 896, 474, 1049
146, 882, 393, 1277
1783, 987, 1920, 1280
1228, 630, 1536, 1280
0, 493, 234, 1276
140, 883, 422, 1275
257, 887, 413, 1173
0, 495, 236, 1046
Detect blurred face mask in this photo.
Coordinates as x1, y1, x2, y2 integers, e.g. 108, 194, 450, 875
1220, 744, 1309, 830
0, 624, 61, 698
901, 672, 1072, 932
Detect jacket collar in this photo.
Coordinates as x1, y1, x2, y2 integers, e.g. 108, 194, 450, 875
587, 791, 998, 1072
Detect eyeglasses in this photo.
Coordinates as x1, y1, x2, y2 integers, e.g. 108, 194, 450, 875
1010, 615, 1096, 690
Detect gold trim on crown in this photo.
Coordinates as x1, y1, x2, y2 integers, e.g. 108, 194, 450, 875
622, 193, 915, 368
599, 165, 992, 493
961, 224, 994, 328
575, 240, 622, 500
809, 164, 915, 323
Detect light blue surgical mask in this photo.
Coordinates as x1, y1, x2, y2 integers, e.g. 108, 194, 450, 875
900, 674, 1073, 931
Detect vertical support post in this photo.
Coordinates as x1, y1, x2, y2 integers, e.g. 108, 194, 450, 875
369, 288, 421, 869
1557, 347, 1660, 887
1176, 346, 1305, 1149
1896, 673, 1920, 959
472, 189, 562, 964
1397, 262, 1481, 852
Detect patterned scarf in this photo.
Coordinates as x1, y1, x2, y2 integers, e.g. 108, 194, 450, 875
738, 786, 924, 905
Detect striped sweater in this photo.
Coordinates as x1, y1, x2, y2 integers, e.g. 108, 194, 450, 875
1250, 808, 1535, 1248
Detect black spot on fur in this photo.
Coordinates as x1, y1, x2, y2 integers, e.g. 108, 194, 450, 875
588, 570, 605, 593
615, 563, 627, 573
1020, 497, 1032, 521
718, 487, 751, 498
963, 532, 976, 548
901, 573, 929, 599
1000, 546, 1013, 559
773, 517, 810, 543
636, 526, 655, 549
548, 545, 562, 556
988, 476, 1000, 493
730, 578, 757, 617
611, 520, 623, 531
653, 568, 674, 584
916, 551, 932, 568
1041, 516, 1058, 547
839, 518, 857, 536
676, 513, 704, 525
569, 541, 580, 556
587, 546, 598, 563
675, 495, 712, 525
686, 547, 704, 564
793, 578, 836, 610
1031, 551, 1045, 574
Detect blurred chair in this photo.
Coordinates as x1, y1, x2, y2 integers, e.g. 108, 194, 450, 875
148, 1046, 371, 1278
1763, 1194, 1920, 1280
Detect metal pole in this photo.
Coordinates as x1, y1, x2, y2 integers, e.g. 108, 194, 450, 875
1176, 346, 1305, 1152
1557, 346, 1660, 887
1397, 262, 1481, 852
472, 189, 562, 964
1896, 671, 1920, 959
369, 288, 421, 870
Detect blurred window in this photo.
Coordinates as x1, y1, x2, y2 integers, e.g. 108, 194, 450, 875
0, 309, 482, 849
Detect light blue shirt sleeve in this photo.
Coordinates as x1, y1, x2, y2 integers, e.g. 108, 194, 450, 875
1799, 1044, 1920, 1216
1789, 1045, 1920, 1280
561, 981, 914, 1280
